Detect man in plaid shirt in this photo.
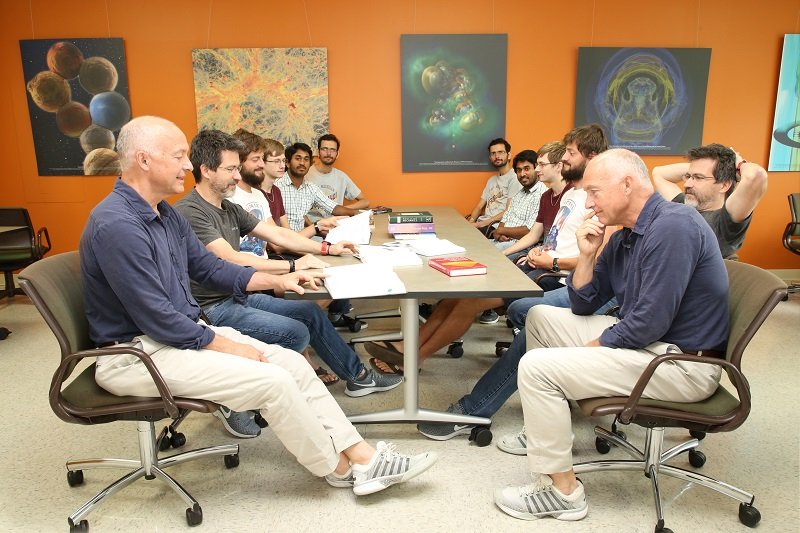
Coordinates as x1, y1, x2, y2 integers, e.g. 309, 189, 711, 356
491, 149, 547, 251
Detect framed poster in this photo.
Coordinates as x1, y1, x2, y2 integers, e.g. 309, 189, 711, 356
20, 38, 131, 175
769, 34, 800, 172
575, 47, 711, 155
401, 34, 507, 172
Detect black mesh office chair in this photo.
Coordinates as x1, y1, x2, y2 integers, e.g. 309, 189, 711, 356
573, 260, 787, 532
783, 193, 800, 294
0, 207, 50, 299
19, 251, 240, 531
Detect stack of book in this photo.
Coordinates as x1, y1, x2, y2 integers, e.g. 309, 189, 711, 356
388, 211, 435, 238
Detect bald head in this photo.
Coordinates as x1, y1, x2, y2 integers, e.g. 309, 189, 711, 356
583, 149, 654, 227
116, 116, 182, 171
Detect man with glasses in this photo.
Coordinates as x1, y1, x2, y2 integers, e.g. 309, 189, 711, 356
466, 138, 520, 239
306, 133, 370, 224
490, 149, 547, 251
653, 143, 768, 259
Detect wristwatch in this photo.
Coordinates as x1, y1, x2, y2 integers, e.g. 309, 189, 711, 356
551, 258, 560, 272
314, 222, 322, 237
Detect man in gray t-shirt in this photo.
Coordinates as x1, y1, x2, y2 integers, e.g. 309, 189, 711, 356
653, 143, 768, 259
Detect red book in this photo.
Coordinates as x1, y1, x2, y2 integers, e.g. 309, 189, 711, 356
428, 257, 487, 277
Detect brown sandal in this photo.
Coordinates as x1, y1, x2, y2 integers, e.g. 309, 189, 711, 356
314, 366, 340, 386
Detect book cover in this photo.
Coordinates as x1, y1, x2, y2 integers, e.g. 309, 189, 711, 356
428, 257, 487, 277
388, 222, 436, 234
388, 211, 433, 224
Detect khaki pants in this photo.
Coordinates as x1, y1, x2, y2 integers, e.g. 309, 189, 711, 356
95, 324, 362, 477
519, 306, 721, 474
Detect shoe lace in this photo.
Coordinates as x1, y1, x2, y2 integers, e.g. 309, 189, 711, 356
376, 441, 400, 461
519, 473, 553, 495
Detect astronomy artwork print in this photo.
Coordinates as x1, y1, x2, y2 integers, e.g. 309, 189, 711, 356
574, 47, 711, 155
192, 48, 328, 149
20, 38, 131, 176
768, 34, 800, 172
401, 34, 508, 172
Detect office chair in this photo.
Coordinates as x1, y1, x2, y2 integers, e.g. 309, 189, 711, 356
572, 260, 787, 532
0, 207, 50, 299
19, 251, 240, 531
783, 193, 800, 294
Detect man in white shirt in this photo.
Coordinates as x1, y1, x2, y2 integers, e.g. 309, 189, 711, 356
466, 138, 521, 237
306, 133, 369, 223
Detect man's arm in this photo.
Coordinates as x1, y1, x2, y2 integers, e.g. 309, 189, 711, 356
503, 222, 544, 256
494, 223, 533, 241
250, 220, 357, 258
651, 162, 688, 201
466, 199, 486, 223
344, 193, 370, 211
725, 153, 768, 223
332, 204, 358, 216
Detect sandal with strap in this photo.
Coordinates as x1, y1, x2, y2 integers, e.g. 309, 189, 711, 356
314, 366, 340, 386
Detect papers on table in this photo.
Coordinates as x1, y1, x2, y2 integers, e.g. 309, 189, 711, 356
355, 245, 423, 267
324, 210, 371, 245
405, 238, 466, 257
392, 232, 438, 240
323, 263, 407, 299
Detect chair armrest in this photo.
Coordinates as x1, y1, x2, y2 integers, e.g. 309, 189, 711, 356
52, 345, 180, 418
36, 227, 51, 257
533, 271, 567, 283
618, 353, 750, 425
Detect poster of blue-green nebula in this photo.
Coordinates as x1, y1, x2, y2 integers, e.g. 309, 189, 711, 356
401, 34, 507, 172
769, 34, 800, 172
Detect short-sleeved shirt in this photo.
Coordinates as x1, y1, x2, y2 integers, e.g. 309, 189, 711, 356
537, 181, 575, 236
174, 189, 260, 308
541, 187, 590, 259
261, 185, 286, 225
479, 168, 521, 221
230, 185, 272, 256
276, 174, 338, 231
500, 180, 547, 229
671, 193, 751, 259
306, 166, 361, 222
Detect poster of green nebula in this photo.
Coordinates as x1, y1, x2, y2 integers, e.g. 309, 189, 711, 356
401, 34, 507, 172
574, 47, 710, 155
769, 34, 800, 172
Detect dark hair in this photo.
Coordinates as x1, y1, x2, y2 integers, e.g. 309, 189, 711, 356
512, 149, 538, 168
190, 129, 245, 182
563, 124, 608, 158
688, 143, 738, 196
285, 142, 313, 161
231, 128, 267, 162
317, 133, 340, 151
488, 137, 511, 153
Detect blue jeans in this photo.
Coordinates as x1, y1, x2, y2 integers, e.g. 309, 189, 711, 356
204, 294, 364, 380
457, 292, 619, 419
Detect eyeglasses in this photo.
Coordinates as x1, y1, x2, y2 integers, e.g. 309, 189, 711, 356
266, 158, 287, 165
535, 161, 557, 168
683, 173, 716, 182
218, 165, 242, 174
319, 147, 338, 153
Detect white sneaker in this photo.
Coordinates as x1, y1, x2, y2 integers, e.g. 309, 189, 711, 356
497, 426, 527, 455
495, 474, 588, 521
351, 441, 437, 496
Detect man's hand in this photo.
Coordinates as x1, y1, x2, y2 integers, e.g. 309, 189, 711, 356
575, 210, 605, 257
316, 216, 348, 232
526, 247, 554, 269
274, 271, 326, 297
584, 338, 601, 347
331, 241, 357, 255
207, 335, 269, 363
295, 253, 329, 270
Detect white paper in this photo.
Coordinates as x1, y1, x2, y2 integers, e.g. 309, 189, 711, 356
406, 238, 466, 257
355, 245, 423, 267
392, 232, 438, 240
324, 210, 372, 245
323, 263, 407, 299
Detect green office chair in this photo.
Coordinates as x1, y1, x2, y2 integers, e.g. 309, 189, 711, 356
573, 260, 787, 532
19, 251, 240, 532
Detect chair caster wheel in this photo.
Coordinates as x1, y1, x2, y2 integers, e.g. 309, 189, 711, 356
253, 412, 268, 428
0, 327, 10, 340
224, 453, 240, 469
494, 341, 511, 357
158, 436, 172, 451
170, 431, 186, 448
447, 341, 464, 358
67, 469, 84, 487
688, 449, 706, 468
689, 430, 706, 440
69, 518, 89, 532
595, 436, 611, 454
469, 426, 492, 447
186, 503, 203, 526
739, 502, 761, 527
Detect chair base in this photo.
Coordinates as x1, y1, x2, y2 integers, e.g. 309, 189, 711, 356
65, 420, 239, 529
574, 426, 758, 530
1, 270, 25, 299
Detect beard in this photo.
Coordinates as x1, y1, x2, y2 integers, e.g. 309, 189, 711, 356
561, 160, 586, 181
240, 168, 264, 188
492, 158, 507, 169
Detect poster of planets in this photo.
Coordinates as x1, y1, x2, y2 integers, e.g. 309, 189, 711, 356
192, 48, 328, 148
401, 34, 507, 172
20, 38, 131, 176
574, 47, 711, 155
768, 34, 800, 172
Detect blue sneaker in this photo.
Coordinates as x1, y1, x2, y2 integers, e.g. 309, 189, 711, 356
344, 368, 402, 397
213, 406, 261, 438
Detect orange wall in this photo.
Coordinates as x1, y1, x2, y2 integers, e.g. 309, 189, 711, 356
2, 0, 799, 268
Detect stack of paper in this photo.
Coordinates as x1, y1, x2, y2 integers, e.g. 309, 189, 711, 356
355, 245, 423, 267
323, 263, 407, 299
324, 210, 372, 245
406, 238, 466, 257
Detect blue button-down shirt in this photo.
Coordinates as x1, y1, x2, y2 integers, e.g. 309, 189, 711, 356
80, 179, 255, 349
568, 193, 729, 352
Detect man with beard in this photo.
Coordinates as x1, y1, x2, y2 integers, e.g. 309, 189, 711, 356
306, 133, 370, 223
466, 138, 520, 239
490, 149, 548, 251
652, 144, 768, 260
276, 142, 358, 233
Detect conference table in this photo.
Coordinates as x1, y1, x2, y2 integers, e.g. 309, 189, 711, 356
293, 206, 543, 427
